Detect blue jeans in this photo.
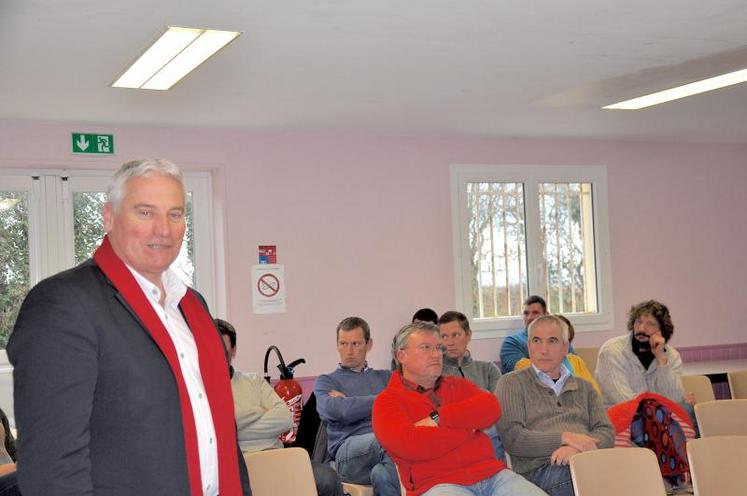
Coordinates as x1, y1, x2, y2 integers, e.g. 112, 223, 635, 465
485, 425, 506, 461
422, 469, 548, 496
335, 433, 400, 496
525, 463, 574, 496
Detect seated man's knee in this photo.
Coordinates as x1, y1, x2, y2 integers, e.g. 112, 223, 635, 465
370, 461, 399, 487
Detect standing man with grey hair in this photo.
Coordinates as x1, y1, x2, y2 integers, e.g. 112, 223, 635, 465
496, 315, 614, 496
373, 321, 547, 496
314, 316, 399, 495
9, 160, 250, 495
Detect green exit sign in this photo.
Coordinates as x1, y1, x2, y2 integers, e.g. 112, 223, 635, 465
72, 133, 115, 154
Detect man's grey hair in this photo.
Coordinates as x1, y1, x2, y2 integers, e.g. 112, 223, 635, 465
391, 321, 440, 372
527, 315, 570, 344
107, 159, 184, 211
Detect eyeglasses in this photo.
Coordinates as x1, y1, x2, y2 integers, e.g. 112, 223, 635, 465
412, 343, 446, 355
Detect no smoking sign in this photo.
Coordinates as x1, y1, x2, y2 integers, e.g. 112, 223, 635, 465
251, 264, 286, 314
257, 273, 280, 297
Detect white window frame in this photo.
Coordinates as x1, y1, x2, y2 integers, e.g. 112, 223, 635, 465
450, 164, 614, 338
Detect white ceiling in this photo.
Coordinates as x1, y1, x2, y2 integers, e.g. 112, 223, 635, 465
2, 0, 747, 142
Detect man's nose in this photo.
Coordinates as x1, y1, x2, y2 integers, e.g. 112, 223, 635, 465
152, 214, 171, 235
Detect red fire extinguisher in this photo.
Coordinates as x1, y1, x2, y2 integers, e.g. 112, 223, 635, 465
263, 345, 305, 444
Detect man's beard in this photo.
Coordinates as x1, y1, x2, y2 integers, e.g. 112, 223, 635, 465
633, 333, 653, 353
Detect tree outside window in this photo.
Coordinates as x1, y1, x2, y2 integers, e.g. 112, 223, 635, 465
0, 193, 29, 348
452, 165, 613, 336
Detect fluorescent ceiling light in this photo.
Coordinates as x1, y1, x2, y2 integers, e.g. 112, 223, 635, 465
112, 27, 240, 90
604, 67, 747, 110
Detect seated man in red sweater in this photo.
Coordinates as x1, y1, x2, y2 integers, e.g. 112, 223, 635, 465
372, 321, 547, 496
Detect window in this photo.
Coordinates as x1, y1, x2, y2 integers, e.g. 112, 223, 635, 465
450, 165, 613, 337
0, 170, 219, 348
0, 181, 31, 350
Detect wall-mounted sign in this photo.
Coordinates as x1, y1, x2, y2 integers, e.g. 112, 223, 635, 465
252, 264, 286, 314
72, 133, 114, 154
258, 245, 277, 264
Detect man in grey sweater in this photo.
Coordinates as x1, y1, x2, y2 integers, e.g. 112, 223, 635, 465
438, 310, 504, 460
439, 311, 501, 393
496, 316, 614, 496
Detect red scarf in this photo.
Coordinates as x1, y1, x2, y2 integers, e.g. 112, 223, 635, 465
94, 236, 242, 496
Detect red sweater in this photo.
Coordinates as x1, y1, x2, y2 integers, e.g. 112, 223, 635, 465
372, 372, 506, 495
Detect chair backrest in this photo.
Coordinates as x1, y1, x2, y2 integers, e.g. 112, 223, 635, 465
687, 435, 747, 495
570, 448, 666, 496
341, 482, 374, 496
244, 447, 318, 496
574, 347, 599, 375
695, 399, 747, 437
727, 370, 747, 399
681, 374, 715, 403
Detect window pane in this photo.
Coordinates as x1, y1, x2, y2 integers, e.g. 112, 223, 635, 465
0, 192, 30, 347
538, 182, 598, 314
73, 191, 195, 286
466, 182, 527, 319
172, 192, 195, 286
74, 192, 107, 264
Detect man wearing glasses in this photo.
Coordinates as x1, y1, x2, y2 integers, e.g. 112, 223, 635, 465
373, 321, 547, 496
315, 317, 399, 495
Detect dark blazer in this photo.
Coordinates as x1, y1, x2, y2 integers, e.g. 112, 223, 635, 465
7, 260, 251, 495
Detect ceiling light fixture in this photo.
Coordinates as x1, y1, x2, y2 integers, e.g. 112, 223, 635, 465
112, 26, 241, 90
603, 66, 747, 110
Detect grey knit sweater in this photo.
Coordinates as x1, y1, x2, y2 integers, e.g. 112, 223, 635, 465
495, 367, 614, 475
442, 351, 501, 392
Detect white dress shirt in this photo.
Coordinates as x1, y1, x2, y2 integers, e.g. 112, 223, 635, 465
532, 363, 572, 397
128, 266, 219, 496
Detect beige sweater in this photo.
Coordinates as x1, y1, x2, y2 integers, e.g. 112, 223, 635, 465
495, 367, 614, 475
595, 333, 685, 408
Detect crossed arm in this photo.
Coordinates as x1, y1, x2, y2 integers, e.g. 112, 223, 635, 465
372, 381, 500, 462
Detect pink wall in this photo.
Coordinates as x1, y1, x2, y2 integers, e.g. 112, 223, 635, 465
2, 120, 746, 379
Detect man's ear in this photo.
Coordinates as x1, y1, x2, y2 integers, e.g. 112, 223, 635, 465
396, 348, 406, 366
102, 202, 114, 233
366, 338, 373, 352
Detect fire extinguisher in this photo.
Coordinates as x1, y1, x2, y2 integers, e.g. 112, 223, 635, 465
263, 345, 306, 444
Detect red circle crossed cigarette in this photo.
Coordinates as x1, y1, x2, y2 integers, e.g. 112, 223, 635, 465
257, 273, 280, 297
